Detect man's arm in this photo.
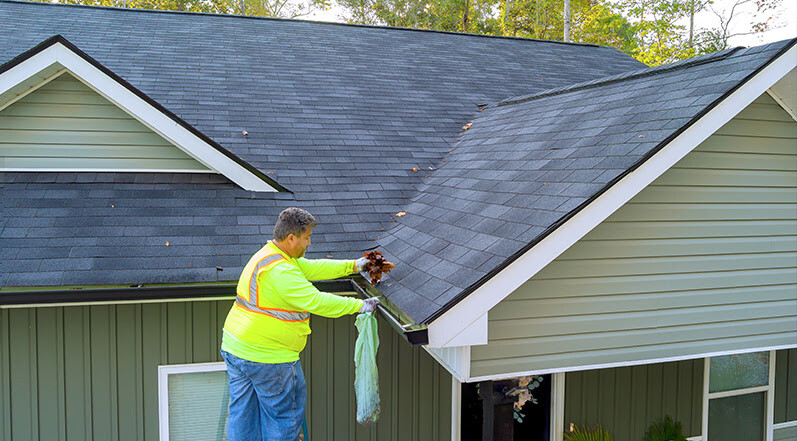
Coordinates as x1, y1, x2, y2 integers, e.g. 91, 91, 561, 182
268, 264, 363, 318
294, 257, 357, 281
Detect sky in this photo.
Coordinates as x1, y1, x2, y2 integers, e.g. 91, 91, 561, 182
306, 0, 797, 47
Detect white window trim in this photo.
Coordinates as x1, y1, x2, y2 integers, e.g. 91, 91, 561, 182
425, 44, 797, 348
701, 350, 776, 441
157, 361, 227, 441
0, 39, 279, 192
550, 372, 565, 441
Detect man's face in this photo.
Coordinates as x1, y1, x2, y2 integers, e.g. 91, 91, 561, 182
288, 227, 312, 258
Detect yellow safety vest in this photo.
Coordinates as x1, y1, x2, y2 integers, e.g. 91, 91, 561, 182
221, 242, 362, 363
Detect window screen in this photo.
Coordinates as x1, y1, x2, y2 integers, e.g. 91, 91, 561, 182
168, 370, 230, 441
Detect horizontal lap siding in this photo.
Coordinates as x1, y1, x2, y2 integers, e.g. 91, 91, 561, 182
564, 359, 703, 439
471, 93, 797, 378
1, 299, 450, 441
0, 73, 210, 171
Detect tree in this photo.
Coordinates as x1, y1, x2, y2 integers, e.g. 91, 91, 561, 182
694, 0, 782, 52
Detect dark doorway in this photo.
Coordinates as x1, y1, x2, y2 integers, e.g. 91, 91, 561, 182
461, 374, 552, 441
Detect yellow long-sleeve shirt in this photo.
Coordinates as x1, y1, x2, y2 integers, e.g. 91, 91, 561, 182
221, 241, 363, 363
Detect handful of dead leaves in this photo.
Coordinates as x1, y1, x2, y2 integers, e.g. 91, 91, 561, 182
361, 250, 394, 285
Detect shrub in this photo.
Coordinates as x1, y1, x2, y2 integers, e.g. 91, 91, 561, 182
643, 416, 687, 441
564, 425, 614, 441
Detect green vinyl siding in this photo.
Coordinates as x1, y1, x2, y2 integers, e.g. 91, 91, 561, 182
471, 92, 797, 377
564, 359, 703, 439
0, 299, 450, 441
776, 348, 797, 424
0, 73, 211, 172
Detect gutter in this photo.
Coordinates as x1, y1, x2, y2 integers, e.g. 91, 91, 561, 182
0, 278, 428, 346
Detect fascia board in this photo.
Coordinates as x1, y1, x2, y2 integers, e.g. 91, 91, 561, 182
425, 43, 797, 349
0, 40, 280, 192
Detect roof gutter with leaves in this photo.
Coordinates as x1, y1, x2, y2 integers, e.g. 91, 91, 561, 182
0, 278, 429, 345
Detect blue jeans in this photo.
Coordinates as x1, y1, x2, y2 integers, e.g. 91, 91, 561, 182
221, 350, 307, 441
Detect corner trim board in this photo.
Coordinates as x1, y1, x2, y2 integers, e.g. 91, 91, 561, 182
425, 43, 797, 348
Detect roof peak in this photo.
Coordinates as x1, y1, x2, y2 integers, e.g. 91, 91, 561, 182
2, 0, 602, 48
496, 46, 750, 108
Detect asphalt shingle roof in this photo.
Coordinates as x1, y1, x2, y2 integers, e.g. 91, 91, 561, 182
2, 1, 792, 326
0, 0, 642, 293
375, 40, 796, 323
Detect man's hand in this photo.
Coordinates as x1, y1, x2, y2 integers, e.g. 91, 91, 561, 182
359, 297, 380, 313
356, 256, 371, 272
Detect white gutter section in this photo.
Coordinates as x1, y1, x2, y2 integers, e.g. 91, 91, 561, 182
0, 42, 278, 192
425, 43, 797, 348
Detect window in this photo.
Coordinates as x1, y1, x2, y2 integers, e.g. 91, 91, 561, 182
702, 351, 775, 441
158, 362, 229, 441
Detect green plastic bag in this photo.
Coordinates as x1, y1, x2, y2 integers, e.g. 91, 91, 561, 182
354, 312, 381, 425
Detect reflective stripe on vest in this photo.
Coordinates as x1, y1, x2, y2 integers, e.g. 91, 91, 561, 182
237, 253, 309, 322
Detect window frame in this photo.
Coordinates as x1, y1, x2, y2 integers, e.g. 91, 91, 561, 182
157, 361, 227, 441
701, 350, 776, 441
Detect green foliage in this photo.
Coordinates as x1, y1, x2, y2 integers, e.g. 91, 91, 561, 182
643, 415, 687, 441
564, 425, 615, 441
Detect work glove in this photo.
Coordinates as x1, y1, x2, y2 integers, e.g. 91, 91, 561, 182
359, 297, 380, 313
356, 256, 371, 272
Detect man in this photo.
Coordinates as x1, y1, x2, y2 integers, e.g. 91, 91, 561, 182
220, 207, 387, 441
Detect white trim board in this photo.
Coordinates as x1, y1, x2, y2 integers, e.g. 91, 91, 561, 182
425, 43, 797, 348
462, 344, 797, 383
0, 39, 278, 192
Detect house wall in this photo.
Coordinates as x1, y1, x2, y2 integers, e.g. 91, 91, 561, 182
0, 73, 210, 172
470, 92, 797, 377
564, 358, 703, 439
0, 298, 450, 441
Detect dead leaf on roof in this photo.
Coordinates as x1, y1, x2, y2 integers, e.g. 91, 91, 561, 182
242, 130, 248, 137
462, 122, 473, 130
165, 241, 170, 247
267, 171, 275, 174
396, 211, 406, 217
638, 134, 644, 138
111, 204, 115, 208
428, 166, 434, 171
411, 167, 419, 172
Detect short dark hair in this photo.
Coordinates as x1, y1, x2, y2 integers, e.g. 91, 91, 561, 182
273, 207, 317, 241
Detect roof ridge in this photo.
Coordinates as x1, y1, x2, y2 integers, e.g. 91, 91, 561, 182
2, 0, 603, 47
496, 46, 744, 107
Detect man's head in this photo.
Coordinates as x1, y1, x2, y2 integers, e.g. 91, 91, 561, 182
273, 207, 317, 258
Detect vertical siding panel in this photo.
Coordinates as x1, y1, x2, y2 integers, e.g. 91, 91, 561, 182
35, 308, 62, 441
598, 369, 615, 427
563, 370, 581, 428
690, 359, 703, 436
141, 303, 163, 441
646, 364, 663, 422
661, 362, 678, 418
89, 305, 114, 441
166, 303, 191, 364
630, 365, 648, 437
376, 320, 394, 441
62, 306, 91, 441
115, 305, 141, 441
583, 370, 600, 424
613, 367, 632, 441
397, 332, 414, 441
1, 309, 11, 441
191, 302, 213, 362
9, 309, 37, 441
676, 360, 694, 433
